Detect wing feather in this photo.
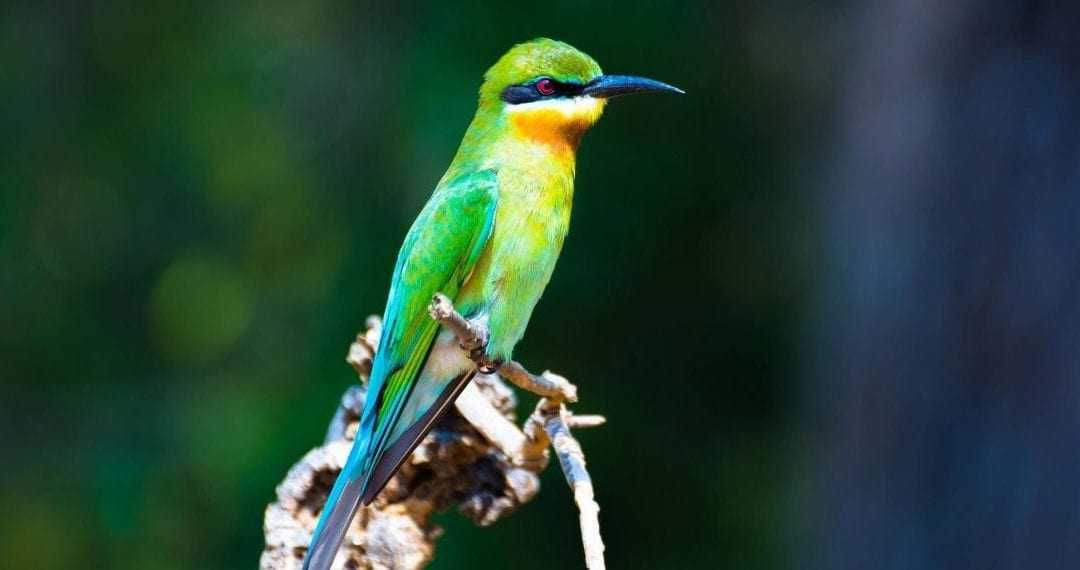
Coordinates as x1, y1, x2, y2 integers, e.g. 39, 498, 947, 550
359, 170, 498, 490
303, 170, 497, 570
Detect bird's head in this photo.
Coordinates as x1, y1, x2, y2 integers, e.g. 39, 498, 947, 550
479, 38, 682, 151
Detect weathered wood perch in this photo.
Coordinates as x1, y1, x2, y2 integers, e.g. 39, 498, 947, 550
261, 298, 607, 569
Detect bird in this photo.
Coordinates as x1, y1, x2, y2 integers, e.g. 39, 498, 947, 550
303, 38, 681, 570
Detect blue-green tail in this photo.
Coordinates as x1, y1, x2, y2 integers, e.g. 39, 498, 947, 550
302, 366, 477, 570
302, 414, 376, 570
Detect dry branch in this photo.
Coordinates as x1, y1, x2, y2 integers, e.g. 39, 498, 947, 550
543, 403, 605, 569
427, 294, 605, 569
262, 302, 607, 570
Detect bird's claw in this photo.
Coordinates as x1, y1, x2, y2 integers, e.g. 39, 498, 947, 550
458, 321, 489, 354
454, 315, 499, 372
467, 341, 502, 374
477, 357, 504, 375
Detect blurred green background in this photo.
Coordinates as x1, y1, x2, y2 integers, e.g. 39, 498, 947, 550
2, 1, 830, 568
10, 1, 1080, 568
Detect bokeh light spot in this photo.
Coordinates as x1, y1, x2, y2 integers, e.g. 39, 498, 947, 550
150, 252, 254, 363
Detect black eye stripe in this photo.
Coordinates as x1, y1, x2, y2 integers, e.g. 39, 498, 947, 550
500, 78, 585, 104
501, 84, 540, 104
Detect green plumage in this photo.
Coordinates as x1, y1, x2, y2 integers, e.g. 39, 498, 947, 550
363, 169, 498, 477
304, 38, 680, 570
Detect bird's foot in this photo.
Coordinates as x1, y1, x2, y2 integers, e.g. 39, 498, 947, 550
475, 355, 504, 375
458, 315, 489, 356
427, 292, 574, 400
428, 294, 501, 372
463, 326, 503, 374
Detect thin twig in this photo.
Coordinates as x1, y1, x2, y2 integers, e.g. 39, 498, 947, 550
499, 361, 578, 402
428, 292, 606, 569
543, 402, 606, 570
567, 415, 607, 429
428, 294, 577, 401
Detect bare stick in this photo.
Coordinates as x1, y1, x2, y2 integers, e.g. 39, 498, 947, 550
544, 403, 606, 570
499, 361, 578, 402
263, 318, 543, 570
428, 294, 577, 402
568, 415, 607, 429
266, 308, 610, 569
453, 382, 527, 459
428, 293, 605, 569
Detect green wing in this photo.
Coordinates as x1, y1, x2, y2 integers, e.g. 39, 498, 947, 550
304, 171, 497, 567
359, 169, 497, 496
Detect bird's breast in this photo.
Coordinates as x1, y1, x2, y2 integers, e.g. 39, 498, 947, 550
457, 169, 574, 360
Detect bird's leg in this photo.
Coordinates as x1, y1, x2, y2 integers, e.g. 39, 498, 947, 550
428, 293, 577, 402
463, 315, 502, 373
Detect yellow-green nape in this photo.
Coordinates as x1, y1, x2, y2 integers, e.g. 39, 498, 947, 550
480, 38, 602, 102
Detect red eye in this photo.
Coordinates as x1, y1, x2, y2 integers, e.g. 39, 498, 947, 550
535, 78, 556, 96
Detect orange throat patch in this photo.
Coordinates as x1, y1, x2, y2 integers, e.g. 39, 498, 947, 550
507, 97, 606, 154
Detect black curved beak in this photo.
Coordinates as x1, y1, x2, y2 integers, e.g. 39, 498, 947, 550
581, 74, 684, 98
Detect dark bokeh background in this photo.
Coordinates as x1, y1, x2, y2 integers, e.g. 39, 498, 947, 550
4, 1, 1078, 569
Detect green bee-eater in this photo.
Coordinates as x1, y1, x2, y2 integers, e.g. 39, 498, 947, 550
304, 38, 681, 569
